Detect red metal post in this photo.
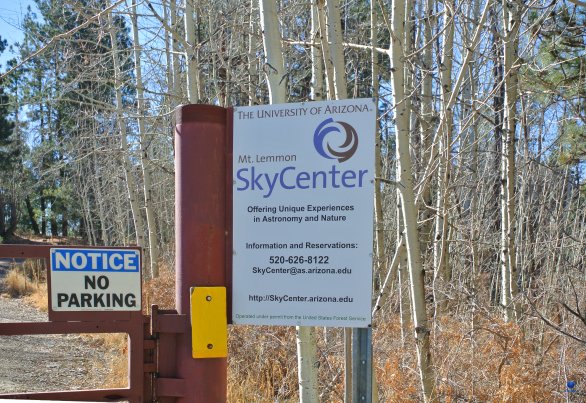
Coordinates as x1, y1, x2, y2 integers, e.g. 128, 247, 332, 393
175, 104, 228, 402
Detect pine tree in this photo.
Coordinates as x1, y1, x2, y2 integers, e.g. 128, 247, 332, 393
0, 35, 19, 239
18, 0, 134, 240
528, 4, 585, 166
0, 37, 16, 171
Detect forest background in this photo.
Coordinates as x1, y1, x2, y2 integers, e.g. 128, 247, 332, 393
0, 0, 585, 401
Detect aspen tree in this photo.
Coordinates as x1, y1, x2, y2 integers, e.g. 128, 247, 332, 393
311, 1, 324, 103
184, 0, 198, 103
325, 0, 346, 101
316, 0, 335, 99
370, 1, 381, 399
500, 0, 523, 322
258, 1, 318, 401
163, 2, 173, 107
259, 0, 287, 104
169, 0, 182, 103
459, 0, 482, 337
372, 0, 386, 299
398, 0, 414, 353
91, 133, 109, 245
415, 1, 490, 262
106, 5, 147, 252
311, 0, 332, 351
155, 0, 181, 107
248, 2, 258, 106
389, 0, 437, 399
433, 0, 456, 315
322, 1, 355, 399
418, 0, 435, 249
131, 0, 160, 278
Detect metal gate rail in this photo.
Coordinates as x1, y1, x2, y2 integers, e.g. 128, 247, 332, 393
0, 244, 153, 403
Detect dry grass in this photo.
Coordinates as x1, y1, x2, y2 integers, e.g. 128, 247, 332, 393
142, 262, 175, 311
96, 263, 177, 390
228, 325, 300, 402
24, 283, 48, 311
82, 333, 129, 388
4, 267, 40, 297
372, 313, 586, 402
5, 254, 583, 401
2, 259, 49, 311
225, 310, 586, 402
138, 266, 585, 402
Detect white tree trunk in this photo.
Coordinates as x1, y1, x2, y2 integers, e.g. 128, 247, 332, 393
372, 241, 405, 318
433, 0, 455, 315
248, 2, 259, 106
170, 0, 182, 103
131, 0, 160, 278
397, 198, 411, 346
163, 2, 173, 106
325, 0, 347, 100
310, 1, 324, 102
184, 0, 199, 103
501, 0, 522, 322
371, 0, 385, 291
107, 5, 147, 252
323, 2, 352, 400
398, 245, 410, 346
370, 3, 382, 399
91, 133, 109, 245
296, 326, 319, 402
259, 0, 286, 104
418, 0, 435, 249
258, 2, 318, 401
390, 0, 436, 400
316, 0, 335, 99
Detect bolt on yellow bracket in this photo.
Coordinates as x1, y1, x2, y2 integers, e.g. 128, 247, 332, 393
190, 286, 227, 358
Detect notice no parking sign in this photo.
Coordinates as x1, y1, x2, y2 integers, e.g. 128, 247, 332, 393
50, 248, 141, 311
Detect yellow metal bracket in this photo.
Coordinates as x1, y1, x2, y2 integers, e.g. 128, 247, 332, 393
190, 286, 227, 358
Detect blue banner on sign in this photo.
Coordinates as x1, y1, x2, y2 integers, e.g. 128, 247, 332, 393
51, 249, 140, 272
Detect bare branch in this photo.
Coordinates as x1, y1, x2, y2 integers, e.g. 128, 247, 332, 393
527, 296, 586, 345
0, 0, 127, 80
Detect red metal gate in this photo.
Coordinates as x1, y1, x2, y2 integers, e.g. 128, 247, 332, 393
0, 104, 231, 403
0, 244, 153, 402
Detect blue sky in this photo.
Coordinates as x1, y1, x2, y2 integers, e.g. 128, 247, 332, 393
0, 0, 38, 68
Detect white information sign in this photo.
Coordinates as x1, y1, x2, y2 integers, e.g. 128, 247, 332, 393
50, 248, 141, 311
232, 98, 375, 327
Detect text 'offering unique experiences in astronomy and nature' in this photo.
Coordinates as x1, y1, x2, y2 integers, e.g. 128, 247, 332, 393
232, 99, 375, 327
50, 248, 141, 311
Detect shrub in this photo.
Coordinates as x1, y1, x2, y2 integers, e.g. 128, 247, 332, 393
4, 268, 38, 297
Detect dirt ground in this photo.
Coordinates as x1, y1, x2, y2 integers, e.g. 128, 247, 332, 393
0, 258, 116, 395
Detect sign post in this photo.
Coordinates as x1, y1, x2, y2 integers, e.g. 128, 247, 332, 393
175, 104, 229, 402
352, 327, 373, 402
232, 99, 376, 327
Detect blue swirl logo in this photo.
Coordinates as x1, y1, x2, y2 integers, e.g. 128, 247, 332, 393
313, 118, 359, 163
